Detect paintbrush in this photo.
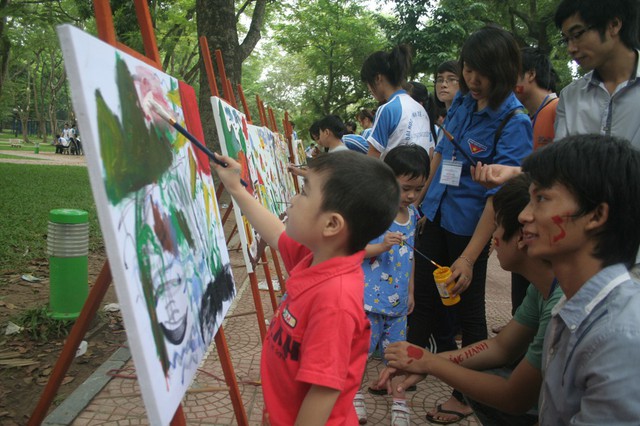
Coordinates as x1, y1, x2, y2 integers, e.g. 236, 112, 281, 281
146, 98, 247, 187
402, 238, 443, 269
438, 125, 477, 167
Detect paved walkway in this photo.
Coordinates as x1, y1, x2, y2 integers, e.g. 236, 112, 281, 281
43, 209, 514, 426
0, 149, 87, 166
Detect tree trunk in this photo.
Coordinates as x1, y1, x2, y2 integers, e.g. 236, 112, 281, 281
196, 0, 267, 151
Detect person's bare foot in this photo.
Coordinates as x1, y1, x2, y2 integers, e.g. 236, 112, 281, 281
426, 396, 473, 424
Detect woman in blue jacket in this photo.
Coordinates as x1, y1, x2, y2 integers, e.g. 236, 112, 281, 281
411, 26, 533, 424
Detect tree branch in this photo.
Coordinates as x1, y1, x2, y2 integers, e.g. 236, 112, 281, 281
238, 0, 267, 61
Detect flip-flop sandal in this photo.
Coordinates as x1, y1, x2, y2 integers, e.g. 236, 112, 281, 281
426, 403, 473, 424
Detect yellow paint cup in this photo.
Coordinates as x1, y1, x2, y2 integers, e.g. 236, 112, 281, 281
433, 266, 461, 306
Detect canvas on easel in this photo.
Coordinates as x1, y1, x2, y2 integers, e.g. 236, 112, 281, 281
57, 24, 236, 426
211, 96, 263, 271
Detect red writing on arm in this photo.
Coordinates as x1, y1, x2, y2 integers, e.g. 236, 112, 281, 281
551, 215, 566, 243
461, 341, 489, 361
449, 353, 465, 365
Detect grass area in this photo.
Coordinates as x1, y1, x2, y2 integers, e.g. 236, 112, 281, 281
0, 163, 103, 273
0, 153, 46, 160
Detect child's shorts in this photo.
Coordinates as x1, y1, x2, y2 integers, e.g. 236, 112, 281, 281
366, 312, 406, 359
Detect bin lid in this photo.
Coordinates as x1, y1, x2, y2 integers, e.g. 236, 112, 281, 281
49, 209, 89, 224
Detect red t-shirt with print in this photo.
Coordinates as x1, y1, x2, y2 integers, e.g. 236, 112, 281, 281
261, 232, 371, 426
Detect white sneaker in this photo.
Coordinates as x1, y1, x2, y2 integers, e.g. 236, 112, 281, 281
353, 392, 368, 424
391, 401, 410, 426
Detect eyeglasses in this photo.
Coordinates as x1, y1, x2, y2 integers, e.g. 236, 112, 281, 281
435, 77, 459, 85
559, 26, 594, 46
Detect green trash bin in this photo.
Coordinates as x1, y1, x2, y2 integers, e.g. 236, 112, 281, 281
47, 209, 89, 320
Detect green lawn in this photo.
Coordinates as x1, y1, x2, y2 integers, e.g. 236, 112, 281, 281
0, 163, 103, 273
0, 153, 46, 160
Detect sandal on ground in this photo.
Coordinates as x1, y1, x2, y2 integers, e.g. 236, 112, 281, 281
426, 403, 473, 425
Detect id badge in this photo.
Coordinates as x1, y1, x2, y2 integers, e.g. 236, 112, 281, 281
440, 159, 463, 186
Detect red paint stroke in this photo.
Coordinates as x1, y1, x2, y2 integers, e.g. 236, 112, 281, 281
551, 215, 566, 243
407, 346, 424, 360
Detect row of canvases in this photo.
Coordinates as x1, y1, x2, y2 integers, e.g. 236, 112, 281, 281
58, 24, 304, 425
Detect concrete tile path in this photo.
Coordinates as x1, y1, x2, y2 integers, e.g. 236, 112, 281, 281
44, 212, 513, 426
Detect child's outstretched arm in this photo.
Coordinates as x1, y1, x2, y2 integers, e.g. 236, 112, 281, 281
295, 385, 340, 426
212, 153, 285, 249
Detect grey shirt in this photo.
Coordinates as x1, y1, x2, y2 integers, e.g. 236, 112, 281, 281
539, 264, 640, 425
555, 50, 640, 150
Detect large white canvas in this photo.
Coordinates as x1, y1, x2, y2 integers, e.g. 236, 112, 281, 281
58, 25, 235, 425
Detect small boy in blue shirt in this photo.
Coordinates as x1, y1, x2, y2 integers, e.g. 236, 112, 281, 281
354, 144, 430, 425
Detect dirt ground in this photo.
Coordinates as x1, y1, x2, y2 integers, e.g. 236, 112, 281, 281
0, 151, 126, 425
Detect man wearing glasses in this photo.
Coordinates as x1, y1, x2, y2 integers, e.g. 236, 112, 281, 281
554, 0, 640, 150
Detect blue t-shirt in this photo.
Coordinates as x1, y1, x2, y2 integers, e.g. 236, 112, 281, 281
421, 91, 532, 236
342, 134, 369, 154
367, 89, 434, 158
361, 128, 372, 140
362, 205, 417, 317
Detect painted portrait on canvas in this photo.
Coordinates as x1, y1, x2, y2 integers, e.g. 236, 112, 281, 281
58, 25, 235, 425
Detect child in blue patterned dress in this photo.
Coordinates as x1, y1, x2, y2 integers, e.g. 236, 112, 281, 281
353, 144, 430, 426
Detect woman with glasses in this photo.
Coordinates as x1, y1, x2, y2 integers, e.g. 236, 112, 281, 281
409, 26, 533, 424
432, 61, 461, 147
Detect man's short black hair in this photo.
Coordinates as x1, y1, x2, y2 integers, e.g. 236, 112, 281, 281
522, 135, 640, 268
459, 26, 521, 110
317, 115, 347, 139
307, 151, 400, 253
521, 47, 559, 93
554, 0, 640, 50
493, 174, 532, 242
384, 144, 430, 180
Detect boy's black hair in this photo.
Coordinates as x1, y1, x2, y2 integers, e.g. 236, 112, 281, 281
459, 26, 521, 110
361, 44, 412, 88
307, 151, 400, 253
521, 47, 559, 92
493, 174, 532, 242
522, 135, 640, 268
554, 0, 639, 50
383, 144, 430, 180
309, 121, 320, 140
317, 115, 347, 139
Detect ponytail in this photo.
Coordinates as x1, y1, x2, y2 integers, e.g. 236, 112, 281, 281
361, 44, 413, 87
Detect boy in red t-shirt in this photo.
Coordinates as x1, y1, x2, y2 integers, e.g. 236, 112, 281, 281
213, 150, 400, 425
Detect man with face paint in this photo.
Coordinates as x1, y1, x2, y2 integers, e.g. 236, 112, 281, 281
518, 135, 640, 424
515, 47, 559, 151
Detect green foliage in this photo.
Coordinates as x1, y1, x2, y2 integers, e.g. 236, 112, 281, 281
384, 0, 575, 90
0, 163, 102, 273
243, 0, 387, 134
15, 305, 74, 341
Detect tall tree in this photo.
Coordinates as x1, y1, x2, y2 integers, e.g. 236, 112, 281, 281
261, 0, 386, 133
196, 0, 268, 151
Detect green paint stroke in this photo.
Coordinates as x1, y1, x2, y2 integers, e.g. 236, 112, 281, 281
97, 54, 174, 205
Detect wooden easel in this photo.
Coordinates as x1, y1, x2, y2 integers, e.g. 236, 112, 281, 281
28, 1, 249, 425
199, 38, 287, 315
